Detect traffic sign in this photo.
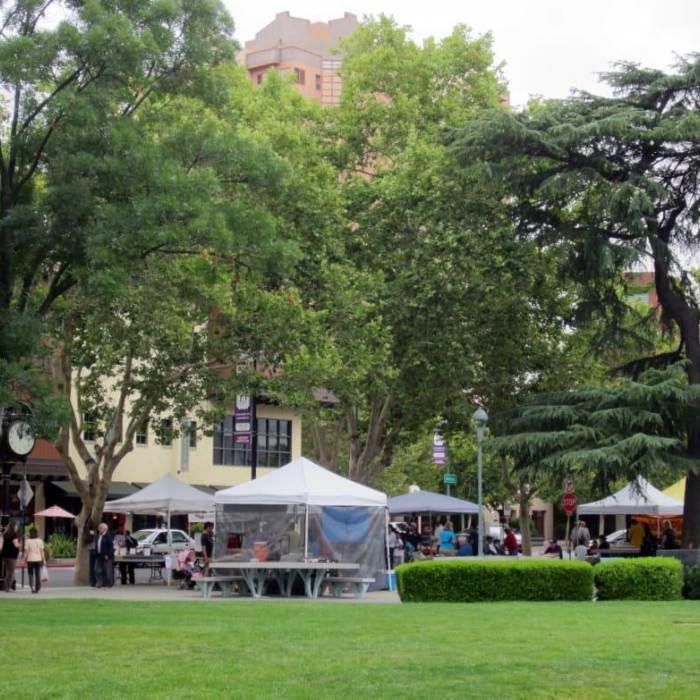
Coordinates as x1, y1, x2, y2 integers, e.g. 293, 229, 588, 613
443, 473, 457, 486
563, 477, 575, 494
562, 492, 577, 515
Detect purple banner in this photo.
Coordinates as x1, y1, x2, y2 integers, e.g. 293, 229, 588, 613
234, 395, 252, 445
432, 432, 448, 465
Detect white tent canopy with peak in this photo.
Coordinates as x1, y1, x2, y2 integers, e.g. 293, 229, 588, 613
214, 457, 388, 577
577, 475, 683, 516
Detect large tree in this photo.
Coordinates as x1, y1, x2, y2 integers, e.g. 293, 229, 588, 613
451, 55, 700, 545
0, 0, 235, 421
309, 17, 578, 483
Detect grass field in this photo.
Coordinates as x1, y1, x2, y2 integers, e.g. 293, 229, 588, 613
2, 599, 700, 699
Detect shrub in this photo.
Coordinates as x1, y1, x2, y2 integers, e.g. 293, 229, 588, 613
683, 563, 700, 600
46, 533, 77, 559
594, 558, 683, 600
396, 559, 594, 603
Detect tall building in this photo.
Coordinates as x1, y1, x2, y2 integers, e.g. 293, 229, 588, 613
239, 11, 358, 106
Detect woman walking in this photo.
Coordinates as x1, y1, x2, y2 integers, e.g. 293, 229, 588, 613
1, 522, 21, 592
24, 527, 46, 593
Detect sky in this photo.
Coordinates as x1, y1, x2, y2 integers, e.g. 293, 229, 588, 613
224, 0, 700, 107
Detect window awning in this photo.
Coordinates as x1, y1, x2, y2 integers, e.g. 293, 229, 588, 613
53, 481, 140, 499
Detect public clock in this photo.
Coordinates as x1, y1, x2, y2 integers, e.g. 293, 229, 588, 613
6, 419, 36, 456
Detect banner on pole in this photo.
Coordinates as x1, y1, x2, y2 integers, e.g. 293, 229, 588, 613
432, 432, 448, 465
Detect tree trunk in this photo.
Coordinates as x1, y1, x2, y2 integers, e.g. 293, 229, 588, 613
518, 487, 533, 556
652, 243, 700, 548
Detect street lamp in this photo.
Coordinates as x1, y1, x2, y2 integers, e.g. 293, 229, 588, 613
473, 406, 488, 557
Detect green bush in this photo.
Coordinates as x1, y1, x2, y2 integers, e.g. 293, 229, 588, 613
46, 533, 77, 559
594, 558, 683, 600
683, 563, 700, 599
396, 559, 594, 603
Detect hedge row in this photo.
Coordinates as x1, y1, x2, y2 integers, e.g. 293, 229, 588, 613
396, 559, 594, 602
593, 558, 683, 600
684, 563, 700, 599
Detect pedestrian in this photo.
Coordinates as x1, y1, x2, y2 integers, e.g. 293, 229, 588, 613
661, 520, 678, 550
387, 525, 398, 569
94, 522, 115, 588
543, 538, 563, 559
2, 522, 21, 592
640, 523, 658, 557
439, 521, 456, 555
628, 518, 644, 548
23, 526, 46, 594
503, 527, 519, 555
570, 520, 590, 550
118, 530, 138, 585
201, 521, 214, 575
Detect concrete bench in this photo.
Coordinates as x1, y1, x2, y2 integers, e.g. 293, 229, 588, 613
197, 575, 247, 599
322, 576, 375, 599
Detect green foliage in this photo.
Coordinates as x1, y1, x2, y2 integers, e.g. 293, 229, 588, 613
488, 365, 696, 497
46, 533, 77, 559
594, 558, 683, 600
682, 563, 700, 599
396, 559, 594, 602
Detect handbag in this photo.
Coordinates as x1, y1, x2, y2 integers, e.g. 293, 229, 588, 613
41, 565, 49, 583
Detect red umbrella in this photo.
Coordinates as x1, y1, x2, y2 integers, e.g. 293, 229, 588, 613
34, 505, 76, 519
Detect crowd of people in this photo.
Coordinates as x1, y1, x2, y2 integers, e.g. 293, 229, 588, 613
388, 519, 522, 565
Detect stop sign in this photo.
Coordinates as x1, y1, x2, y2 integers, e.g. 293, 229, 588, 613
562, 492, 577, 515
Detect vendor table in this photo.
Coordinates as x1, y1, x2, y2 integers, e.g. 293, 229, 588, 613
114, 555, 166, 583
210, 561, 360, 599
600, 547, 639, 558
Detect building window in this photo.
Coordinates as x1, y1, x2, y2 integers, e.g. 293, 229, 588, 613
83, 413, 97, 442
315, 73, 322, 91
258, 418, 292, 468
189, 421, 197, 449
256, 72, 264, 85
157, 418, 173, 447
212, 416, 291, 467
136, 421, 148, 446
294, 68, 305, 85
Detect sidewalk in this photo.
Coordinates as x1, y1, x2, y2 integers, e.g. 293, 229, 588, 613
6, 583, 401, 604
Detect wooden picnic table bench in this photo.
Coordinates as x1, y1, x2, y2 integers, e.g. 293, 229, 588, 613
322, 576, 375, 599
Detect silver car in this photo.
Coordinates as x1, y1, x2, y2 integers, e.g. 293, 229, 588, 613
132, 529, 194, 554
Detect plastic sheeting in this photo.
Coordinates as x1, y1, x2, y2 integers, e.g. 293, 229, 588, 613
215, 503, 386, 579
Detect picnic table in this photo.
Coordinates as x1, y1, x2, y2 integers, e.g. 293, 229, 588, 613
114, 555, 166, 583
208, 560, 361, 599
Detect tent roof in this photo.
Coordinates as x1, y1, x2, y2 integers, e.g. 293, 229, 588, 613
214, 457, 387, 507
35, 505, 76, 519
104, 473, 214, 514
388, 490, 479, 515
663, 478, 686, 502
578, 475, 683, 516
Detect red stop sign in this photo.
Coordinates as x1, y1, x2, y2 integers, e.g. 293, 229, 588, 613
562, 492, 577, 514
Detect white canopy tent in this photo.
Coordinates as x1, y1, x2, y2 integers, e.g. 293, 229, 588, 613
578, 475, 683, 516
105, 474, 215, 580
215, 457, 387, 572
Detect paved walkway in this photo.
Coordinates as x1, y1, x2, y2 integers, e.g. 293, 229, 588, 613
5, 583, 401, 604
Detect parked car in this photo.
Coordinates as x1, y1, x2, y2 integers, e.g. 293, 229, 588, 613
132, 529, 194, 554
604, 528, 629, 545
487, 525, 523, 547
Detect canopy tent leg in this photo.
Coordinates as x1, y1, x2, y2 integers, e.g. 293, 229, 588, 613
304, 504, 309, 561
166, 509, 172, 585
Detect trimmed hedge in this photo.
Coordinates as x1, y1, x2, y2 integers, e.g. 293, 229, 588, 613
594, 558, 683, 600
683, 563, 700, 599
396, 559, 594, 603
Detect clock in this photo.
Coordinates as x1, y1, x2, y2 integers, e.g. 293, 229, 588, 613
6, 419, 35, 457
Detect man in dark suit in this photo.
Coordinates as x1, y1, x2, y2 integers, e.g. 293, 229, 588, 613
94, 522, 115, 588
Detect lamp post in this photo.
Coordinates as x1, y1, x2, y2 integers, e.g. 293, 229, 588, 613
472, 407, 488, 557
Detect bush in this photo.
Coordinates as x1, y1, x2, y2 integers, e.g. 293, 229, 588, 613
396, 559, 594, 602
683, 563, 700, 599
594, 558, 683, 600
46, 533, 77, 559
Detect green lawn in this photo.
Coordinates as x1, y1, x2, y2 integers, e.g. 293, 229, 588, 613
3, 599, 700, 699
